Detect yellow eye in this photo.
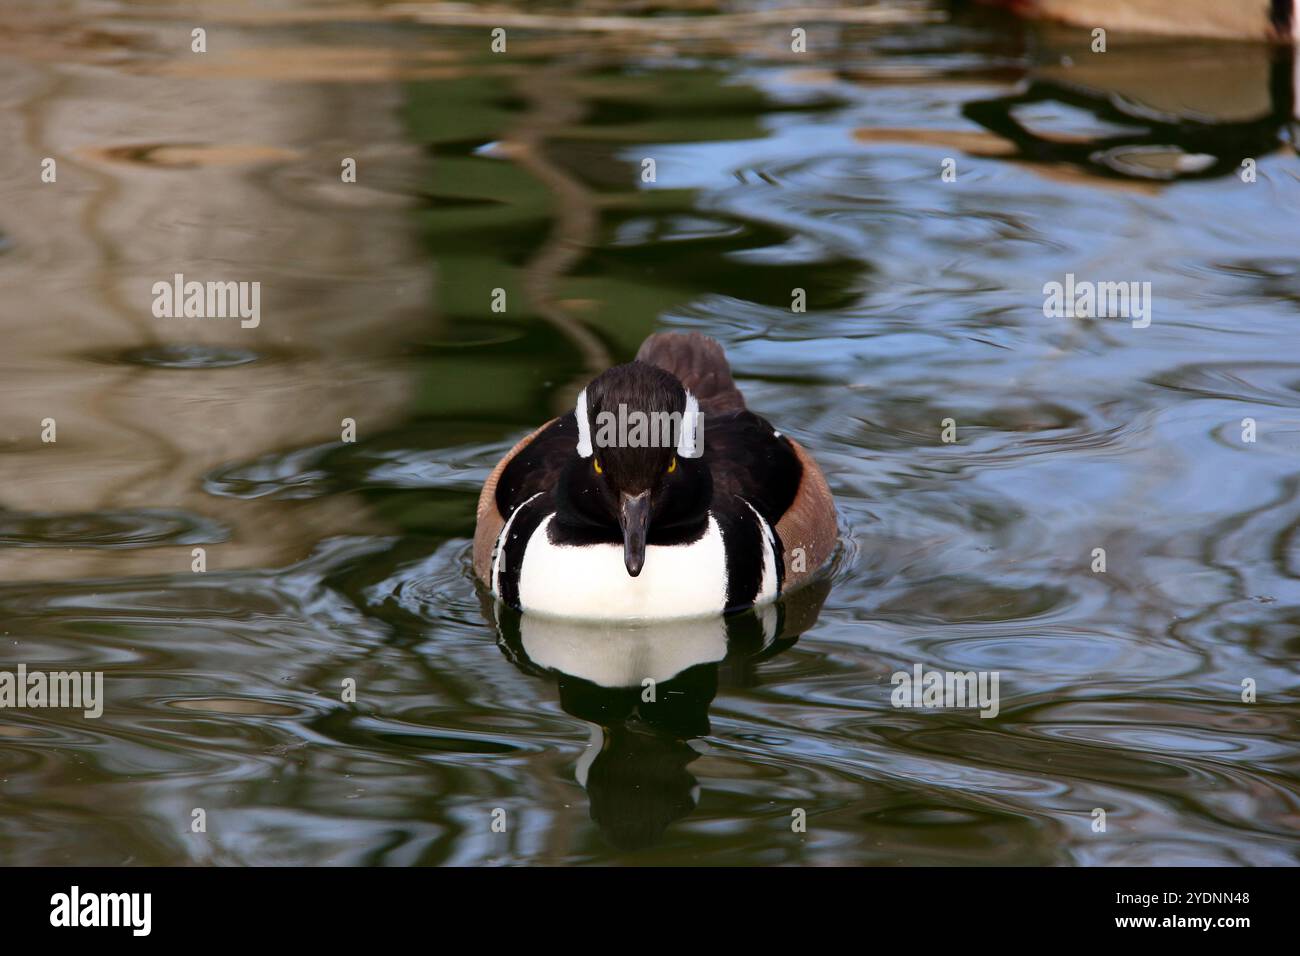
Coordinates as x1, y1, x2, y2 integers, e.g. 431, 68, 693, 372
667, 456, 677, 474
593, 458, 602, 475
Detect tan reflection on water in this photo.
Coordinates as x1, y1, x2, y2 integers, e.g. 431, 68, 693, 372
0, 1, 440, 580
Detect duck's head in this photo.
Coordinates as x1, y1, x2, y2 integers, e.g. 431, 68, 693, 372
561, 361, 710, 577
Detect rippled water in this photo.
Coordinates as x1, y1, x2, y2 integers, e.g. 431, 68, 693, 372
1, 0, 1299, 865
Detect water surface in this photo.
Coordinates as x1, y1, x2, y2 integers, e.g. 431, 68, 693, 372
1, 0, 1298, 865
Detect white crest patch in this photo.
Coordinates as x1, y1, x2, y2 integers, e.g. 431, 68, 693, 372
678, 389, 702, 458
574, 388, 593, 458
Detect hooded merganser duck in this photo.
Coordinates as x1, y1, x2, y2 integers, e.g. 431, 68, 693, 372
473, 332, 836, 620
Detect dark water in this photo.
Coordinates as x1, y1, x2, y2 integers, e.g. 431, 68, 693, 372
1, 0, 1299, 865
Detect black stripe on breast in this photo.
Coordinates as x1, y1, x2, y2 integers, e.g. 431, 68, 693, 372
496, 497, 550, 611
768, 513, 786, 595
714, 504, 765, 612
548, 514, 709, 548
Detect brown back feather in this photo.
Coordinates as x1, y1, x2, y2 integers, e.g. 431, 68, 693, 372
635, 331, 746, 415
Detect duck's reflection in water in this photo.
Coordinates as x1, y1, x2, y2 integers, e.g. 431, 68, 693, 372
856, 38, 1297, 187
484, 581, 829, 850
963, 41, 1296, 182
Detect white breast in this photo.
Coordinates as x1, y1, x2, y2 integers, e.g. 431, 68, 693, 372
515, 513, 728, 620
